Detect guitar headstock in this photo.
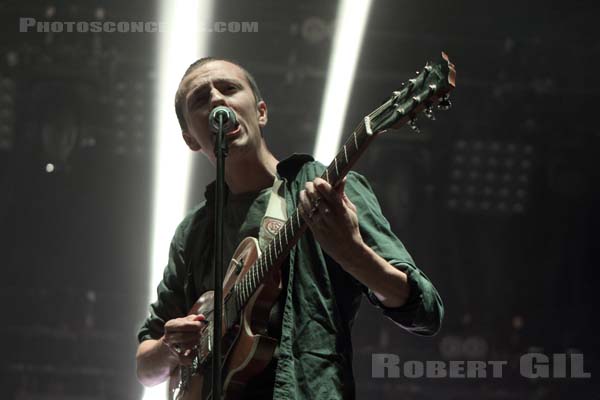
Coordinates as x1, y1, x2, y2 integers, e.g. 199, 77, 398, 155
367, 52, 456, 135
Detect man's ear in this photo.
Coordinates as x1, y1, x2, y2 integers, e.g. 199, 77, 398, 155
182, 131, 201, 151
257, 100, 268, 128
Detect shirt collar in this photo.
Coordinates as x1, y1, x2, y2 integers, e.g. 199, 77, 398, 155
203, 153, 314, 204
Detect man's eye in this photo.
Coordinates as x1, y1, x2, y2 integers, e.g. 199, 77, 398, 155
193, 95, 208, 107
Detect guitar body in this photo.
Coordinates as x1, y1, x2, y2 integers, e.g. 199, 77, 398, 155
169, 237, 282, 400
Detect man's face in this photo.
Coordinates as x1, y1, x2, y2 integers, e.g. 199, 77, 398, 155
179, 60, 267, 163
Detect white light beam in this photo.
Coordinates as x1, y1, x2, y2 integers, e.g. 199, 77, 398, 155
143, 1, 212, 399
313, 0, 373, 164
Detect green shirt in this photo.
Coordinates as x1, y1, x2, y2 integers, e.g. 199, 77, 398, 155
138, 154, 444, 399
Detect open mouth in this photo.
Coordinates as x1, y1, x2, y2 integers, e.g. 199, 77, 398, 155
226, 122, 241, 136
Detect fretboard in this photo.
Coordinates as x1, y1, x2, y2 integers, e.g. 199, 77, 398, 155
225, 122, 378, 319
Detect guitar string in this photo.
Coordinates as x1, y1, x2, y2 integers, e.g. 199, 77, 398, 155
232, 67, 437, 309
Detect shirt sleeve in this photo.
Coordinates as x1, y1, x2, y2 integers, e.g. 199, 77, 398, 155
137, 221, 190, 343
344, 171, 444, 336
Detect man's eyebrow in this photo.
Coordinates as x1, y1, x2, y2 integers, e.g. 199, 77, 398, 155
186, 78, 243, 105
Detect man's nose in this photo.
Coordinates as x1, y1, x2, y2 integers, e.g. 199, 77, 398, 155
209, 88, 227, 110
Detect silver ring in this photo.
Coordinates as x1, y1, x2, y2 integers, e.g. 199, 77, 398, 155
309, 197, 321, 219
311, 197, 321, 210
173, 344, 183, 355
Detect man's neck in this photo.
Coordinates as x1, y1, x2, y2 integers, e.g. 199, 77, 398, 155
224, 147, 279, 194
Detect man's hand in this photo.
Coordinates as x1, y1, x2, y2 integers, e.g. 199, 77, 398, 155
161, 314, 206, 366
298, 177, 364, 266
298, 176, 411, 308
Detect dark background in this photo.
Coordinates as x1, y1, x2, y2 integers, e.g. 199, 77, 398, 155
1, 0, 598, 398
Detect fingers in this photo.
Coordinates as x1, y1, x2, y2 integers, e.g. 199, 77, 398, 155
300, 186, 326, 223
168, 344, 197, 366
313, 178, 347, 214
163, 314, 207, 365
300, 178, 344, 222
192, 314, 206, 322
164, 337, 199, 364
165, 314, 206, 331
164, 332, 202, 345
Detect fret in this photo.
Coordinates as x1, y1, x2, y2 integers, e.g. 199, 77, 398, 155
295, 211, 300, 229
325, 168, 329, 183
259, 259, 264, 282
256, 254, 263, 272
353, 131, 358, 150
290, 219, 294, 236
334, 156, 339, 176
343, 144, 348, 164
260, 253, 267, 280
283, 223, 288, 245
277, 233, 282, 254
258, 256, 264, 277
267, 246, 273, 265
271, 243, 277, 265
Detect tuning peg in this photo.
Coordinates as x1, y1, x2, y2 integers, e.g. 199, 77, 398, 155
437, 94, 452, 111
408, 117, 420, 133
424, 105, 436, 120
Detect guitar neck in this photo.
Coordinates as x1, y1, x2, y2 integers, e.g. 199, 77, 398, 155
229, 123, 376, 313
227, 51, 455, 319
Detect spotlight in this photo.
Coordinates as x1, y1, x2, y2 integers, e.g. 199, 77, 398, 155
446, 139, 535, 215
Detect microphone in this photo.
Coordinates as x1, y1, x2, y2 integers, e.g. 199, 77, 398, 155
209, 106, 238, 133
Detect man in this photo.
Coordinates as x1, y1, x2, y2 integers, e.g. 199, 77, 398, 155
136, 57, 443, 399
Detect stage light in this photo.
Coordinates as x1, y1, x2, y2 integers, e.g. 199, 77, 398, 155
112, 80, 149, 156
144, 0, 212, 399
313, 0, 373, 164
0, 76, 15, 151
446, 140, 535, 215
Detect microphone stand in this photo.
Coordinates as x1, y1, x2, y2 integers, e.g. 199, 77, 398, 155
212, 114, 227, 400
